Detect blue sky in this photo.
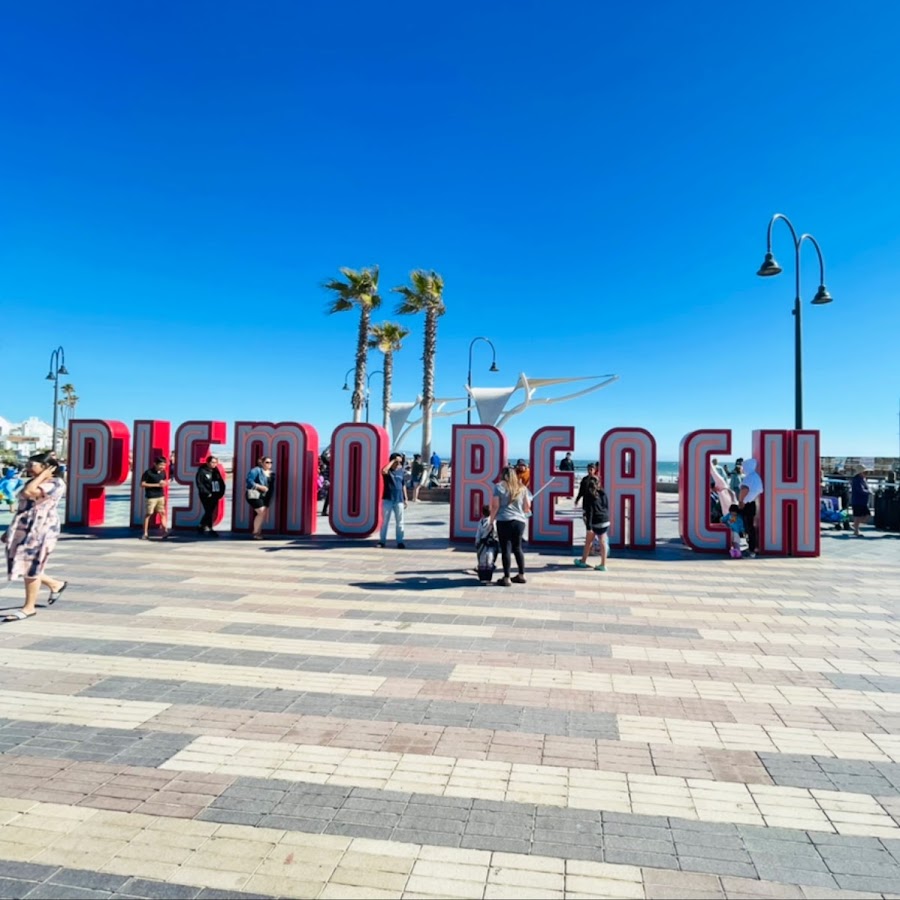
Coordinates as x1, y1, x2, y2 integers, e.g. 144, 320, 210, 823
2, 0, 899, 460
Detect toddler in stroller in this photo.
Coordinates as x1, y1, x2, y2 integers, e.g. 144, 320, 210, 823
474, 505, 499, 584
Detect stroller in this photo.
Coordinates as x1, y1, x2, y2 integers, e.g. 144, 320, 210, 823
475, 520, 499, 583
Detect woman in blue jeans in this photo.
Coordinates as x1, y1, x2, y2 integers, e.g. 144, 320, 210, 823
489, 466, 532, 586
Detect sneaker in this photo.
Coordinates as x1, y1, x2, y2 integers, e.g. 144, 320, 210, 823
377, 542, 385, 548
397, 542, 406, 549
574, 559, 590, 568
511, 574, 526, 584
749, 552, 758, 559
595, 564, 606, 571
497, 576, 511, 587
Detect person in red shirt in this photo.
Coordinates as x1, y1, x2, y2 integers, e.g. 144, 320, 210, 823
514, 459, 531, 488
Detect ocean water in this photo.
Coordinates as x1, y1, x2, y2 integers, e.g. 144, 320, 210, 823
572, 459, 684, 482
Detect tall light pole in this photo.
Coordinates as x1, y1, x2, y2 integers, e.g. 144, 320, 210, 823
341, 368, 355, 418
757, 214, 833, 430
365, 370, 384, 425
466, 337, 499, 425
46, 346, 68, 456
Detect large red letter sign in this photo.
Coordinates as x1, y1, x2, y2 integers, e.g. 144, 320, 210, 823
65, 420, 130, 527
600, 427, 656, 550
450, 425, 507, 542
171, 420, 227, 530
130, 420, 171, 530
329, 423, 388, 537
754, 429, 820, 557
232, 422, 319, 536
679, 429, 731, 553
529, 426, 574, 547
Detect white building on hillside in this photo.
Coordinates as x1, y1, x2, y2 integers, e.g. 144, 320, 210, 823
0, 416, 55, 458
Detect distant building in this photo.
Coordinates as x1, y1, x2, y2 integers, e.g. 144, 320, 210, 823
0, 416, 54, 458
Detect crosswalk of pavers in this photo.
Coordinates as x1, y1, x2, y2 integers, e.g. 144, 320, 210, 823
2, 496, 900, 898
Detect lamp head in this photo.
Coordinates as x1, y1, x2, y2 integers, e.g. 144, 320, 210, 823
489, 361, 499, 372
58, 365, 68, 375
757, 252, 783, 277
811, 285, 833, 305
45, 372, 55, 381
342, 382, 349, 391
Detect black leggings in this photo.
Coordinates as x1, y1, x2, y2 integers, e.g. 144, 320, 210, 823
200, 496, 219, 530
496, 520, 526, 577
743, 500, 758, 553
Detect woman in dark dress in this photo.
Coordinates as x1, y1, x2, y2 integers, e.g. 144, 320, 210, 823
851, 467, 872, 537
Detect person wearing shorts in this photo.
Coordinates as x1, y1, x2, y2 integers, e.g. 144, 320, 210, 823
247, 456, 274, 539
141, 457, 170, 541
575, 475, 609, 571
409, 454, 425, 501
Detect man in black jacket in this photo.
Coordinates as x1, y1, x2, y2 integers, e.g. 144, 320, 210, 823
196, 455, 226, 536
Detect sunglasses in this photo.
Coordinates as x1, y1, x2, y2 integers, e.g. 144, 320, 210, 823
262, 460, 272, 464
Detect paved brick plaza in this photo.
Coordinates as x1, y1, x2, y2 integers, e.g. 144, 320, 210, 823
1, 493, 900, 899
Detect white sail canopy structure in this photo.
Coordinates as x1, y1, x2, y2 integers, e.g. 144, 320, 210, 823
386, 372, 619, 443
467, 373, 620, 428
388, 396, 469, 449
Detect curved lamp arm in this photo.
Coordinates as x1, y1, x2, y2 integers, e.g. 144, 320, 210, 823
766, 213, 800, 252
798, 233, 827, 286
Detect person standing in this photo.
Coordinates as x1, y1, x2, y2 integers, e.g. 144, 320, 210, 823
575, 462, 598, 504
429, 450, 442, 487
379, 454, 407, 548
851, 467, 872, 536
2, 452, 68, 622
515, 459, 531, 488
559, 452, 575, 472
574, 475, 610, 571
489, 465, 532, 586
409, 453, 425, 501
727, 458, 743, 497
319, 448, 331, 516
737, 458, 763, 558
195, 455, 226, 536
141, 457, 170, 541
246, 456, 274, 539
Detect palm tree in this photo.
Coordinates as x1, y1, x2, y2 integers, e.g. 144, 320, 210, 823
393, 270, 446, 464
368, 322, 410, 432
57, 384, 79, 459
323, 267, 382, 422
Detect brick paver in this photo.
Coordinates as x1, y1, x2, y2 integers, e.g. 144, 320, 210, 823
1, 489, 899, 898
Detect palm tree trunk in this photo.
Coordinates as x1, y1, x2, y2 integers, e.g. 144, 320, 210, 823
352, 309, 370, 423
420, 309, 437, 464
382, 352, 393, 433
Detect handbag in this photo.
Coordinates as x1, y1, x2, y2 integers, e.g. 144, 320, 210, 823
246, 488, 260, 501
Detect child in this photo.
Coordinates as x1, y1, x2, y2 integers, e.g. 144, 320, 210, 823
721, 503, 744, 558
474, 504, 499, 583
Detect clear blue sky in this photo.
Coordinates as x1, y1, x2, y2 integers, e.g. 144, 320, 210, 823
2, 1, 899, 460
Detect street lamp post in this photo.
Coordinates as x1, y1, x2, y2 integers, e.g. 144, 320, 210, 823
46, 346, 68, 456
756, 214, 833, 430
466, 337, 499, 425
365, 370, 384, 425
